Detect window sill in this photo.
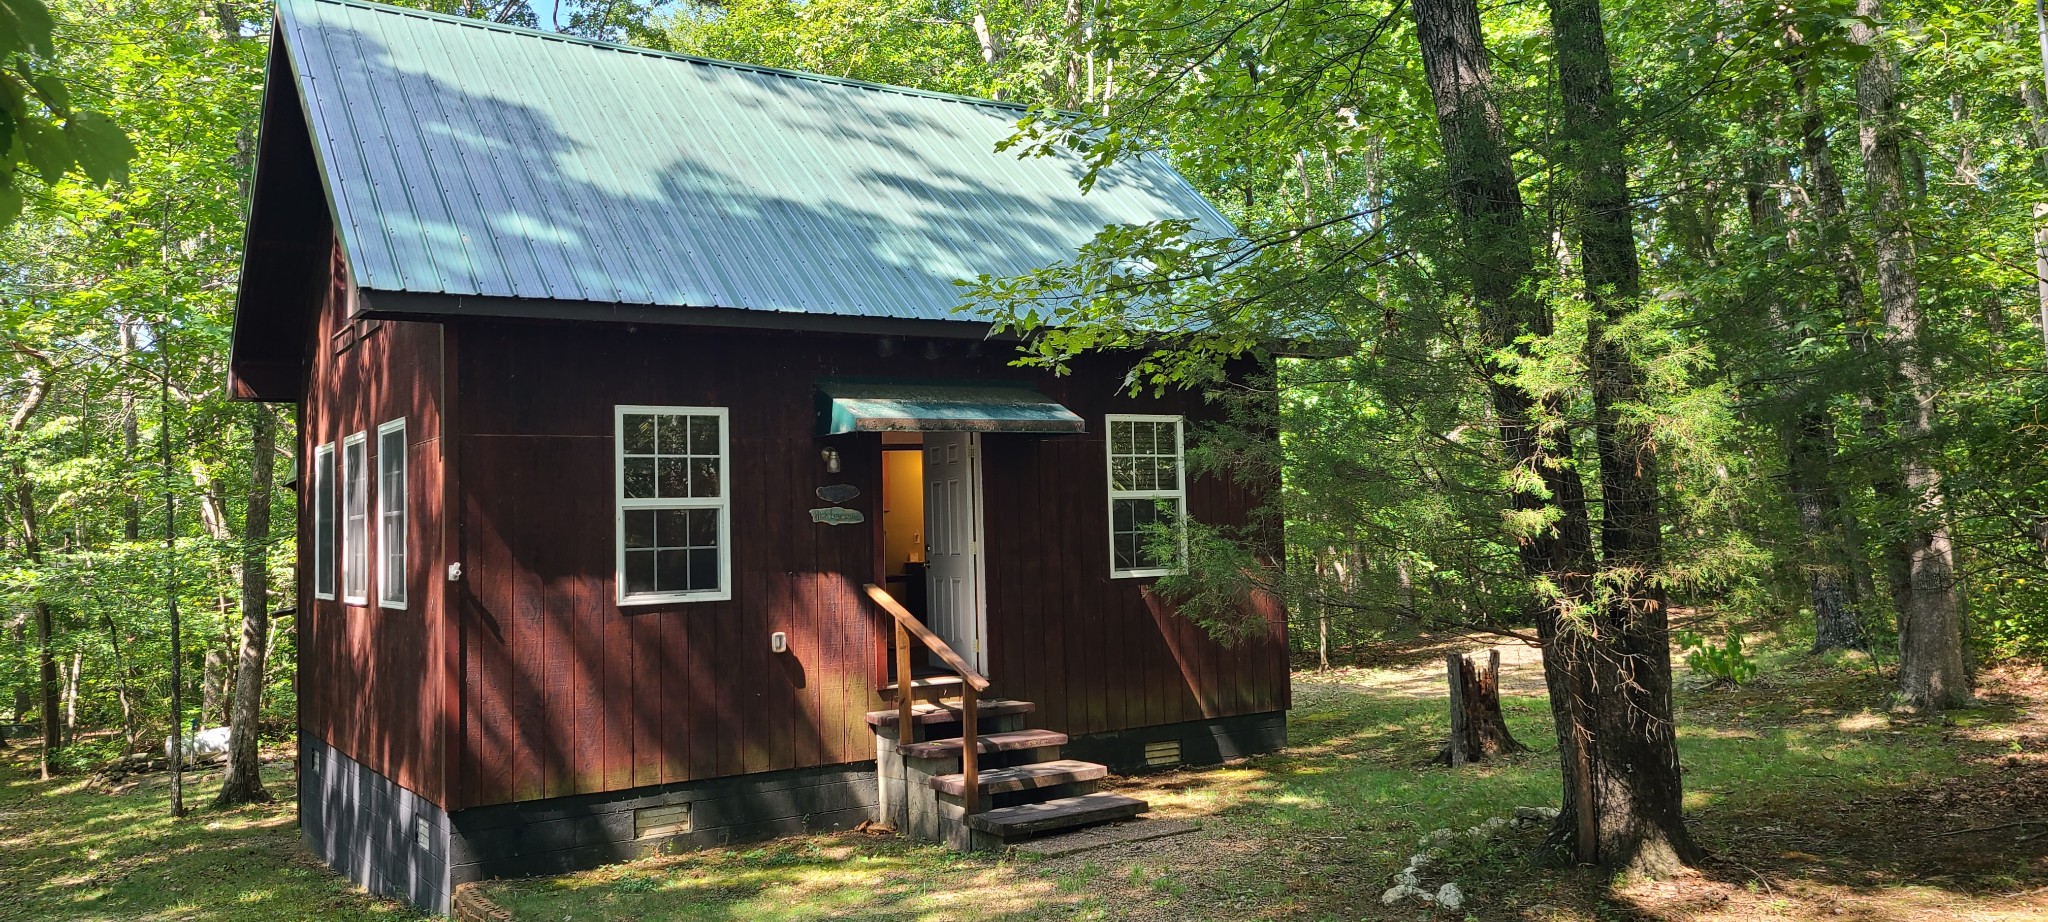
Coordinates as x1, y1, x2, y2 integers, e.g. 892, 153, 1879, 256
618, 590, 732, 607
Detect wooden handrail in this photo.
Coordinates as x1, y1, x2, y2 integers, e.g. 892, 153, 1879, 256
865, 583, 988, 816
863, 584, 989, 692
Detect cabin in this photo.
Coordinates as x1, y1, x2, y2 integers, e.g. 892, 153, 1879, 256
229, 0, 1288, 914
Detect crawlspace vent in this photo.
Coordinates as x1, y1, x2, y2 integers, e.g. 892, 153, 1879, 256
635, 803, 692, 840
1143, 740, 1181, 768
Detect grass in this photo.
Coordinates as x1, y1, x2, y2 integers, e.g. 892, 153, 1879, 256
0, 747, 427, 922
2, 624, 2042, 921
477, 630, 2048, 921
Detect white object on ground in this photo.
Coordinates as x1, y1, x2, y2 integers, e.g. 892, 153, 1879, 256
166, 726, 231, 760
1436, 882, 1465, 910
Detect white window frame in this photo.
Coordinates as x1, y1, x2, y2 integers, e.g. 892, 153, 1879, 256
1105, 414, 1189, 579
615, 405, 732, 605
312, 442, 337, 601
376, 418, 408, 610
341, 431, 369, 606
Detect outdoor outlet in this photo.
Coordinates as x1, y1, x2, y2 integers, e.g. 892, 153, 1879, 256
770, 632, 788, 653
447, 562, 463, 581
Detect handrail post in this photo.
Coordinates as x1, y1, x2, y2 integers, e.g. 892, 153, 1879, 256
960, 683, 979, 815
895, 620, 913, 747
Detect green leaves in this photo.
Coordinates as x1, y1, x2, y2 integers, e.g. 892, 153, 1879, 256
0, 0, 134, 223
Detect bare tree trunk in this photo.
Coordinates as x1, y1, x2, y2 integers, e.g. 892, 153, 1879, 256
1433, 650, 1527, 765
102, 612, 137, 753
61, 650, 80, 746
1854, 1, 1970, 711
7, 356, 56, 777
216, 409, 276, 806
1543, 0, 1701, 874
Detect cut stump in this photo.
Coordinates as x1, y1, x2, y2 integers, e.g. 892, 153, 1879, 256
1433, 649, 1528, 766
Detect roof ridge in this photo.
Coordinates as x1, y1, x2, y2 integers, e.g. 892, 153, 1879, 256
279, 0, 1036, 115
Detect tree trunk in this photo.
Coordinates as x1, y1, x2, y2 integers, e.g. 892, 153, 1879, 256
216, 409, 276, 806
1746, 143, 1866, 653
61, 649, 81, 746
102, 612, 138, 753
1853, 0, 1971, 711
1544, 0, 1702, 873
1414, 0, 1695, 874
1434, 650, 1527, 765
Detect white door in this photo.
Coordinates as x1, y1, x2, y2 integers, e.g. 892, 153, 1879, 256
923, 431, 986, 673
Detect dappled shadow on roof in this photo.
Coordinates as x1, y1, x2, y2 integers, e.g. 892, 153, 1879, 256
273, 0, 1232, 323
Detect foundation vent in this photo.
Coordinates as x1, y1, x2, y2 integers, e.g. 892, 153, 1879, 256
1143, 740, 1181, 768
416, 816, 431, 850
634, 803, 693, 840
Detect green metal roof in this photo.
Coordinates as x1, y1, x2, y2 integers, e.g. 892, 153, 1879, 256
816, 379, 1085, 435
268, 0, 1237, 326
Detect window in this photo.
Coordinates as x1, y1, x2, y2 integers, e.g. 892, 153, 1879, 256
312, 442, 336, 600
377, 419, 408, 609
616, 407, 730, 604
1106, 415, 1187, 577
342, 431, 369, 605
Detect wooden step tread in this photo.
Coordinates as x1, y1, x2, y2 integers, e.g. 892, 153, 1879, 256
898, 729, 1068, 759
879, 675, 965, 699
966, 793, 1149, 838
930, 759, 1106, 797
865, 699, 1035, 727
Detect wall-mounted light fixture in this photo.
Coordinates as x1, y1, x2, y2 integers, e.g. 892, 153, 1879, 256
821, 447, 841, 474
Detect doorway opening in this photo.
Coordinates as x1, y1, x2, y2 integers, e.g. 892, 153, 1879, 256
878, 430, 987, 678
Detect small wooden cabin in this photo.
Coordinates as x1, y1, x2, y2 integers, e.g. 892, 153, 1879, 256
230, 0, 1287, 913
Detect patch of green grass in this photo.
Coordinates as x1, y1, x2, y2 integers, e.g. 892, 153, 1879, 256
0, 750, 424, 922
473, 634, 2035, 921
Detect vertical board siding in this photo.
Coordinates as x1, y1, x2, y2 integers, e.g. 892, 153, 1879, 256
446, 322, 1284, 810
298, 238, 448, 808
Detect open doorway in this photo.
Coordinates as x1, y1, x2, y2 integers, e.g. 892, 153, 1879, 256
879, 432, 926, 617
878, 430, 987, 676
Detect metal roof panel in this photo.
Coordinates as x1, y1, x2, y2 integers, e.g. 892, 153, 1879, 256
272, 0, 1238, 324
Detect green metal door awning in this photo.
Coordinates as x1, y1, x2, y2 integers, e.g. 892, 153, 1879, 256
816, 379, 1085, 435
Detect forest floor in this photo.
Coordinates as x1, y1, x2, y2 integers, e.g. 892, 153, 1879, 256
0, 741, 426, 921
477, 625, 2048, 922
2, 623, 2044, 921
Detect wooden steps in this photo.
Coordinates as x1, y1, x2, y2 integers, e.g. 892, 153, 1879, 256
875, 694, 1151, 850
966, 793, 1149, 839
865, 698, 1035, 727
928, 759, 1107, 797
899, 728, 1067, 760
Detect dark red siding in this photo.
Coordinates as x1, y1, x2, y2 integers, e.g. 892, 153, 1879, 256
447, 321, 1286, 811
297, 240, 450, 806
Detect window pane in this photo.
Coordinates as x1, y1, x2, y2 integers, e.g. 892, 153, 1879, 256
688, 415, 718, 454
623, 415, 656, 454
623, 458, 656, 498
624, 510, 656, 549
1113, 533, 1138, 570
1110, 458, 1136, 491
688, 548, 719, 591
1112, 497, 1135, 531
657, 458, 690, 498
653, 509, 687, 548
624, 550, 657, 594
656, 549, 689, 592
687, 508, 717, 547
690, 458, 720, 498
1109, 421, 1132, 453
1155, 458, 1177, 488
657, 414, 691, 455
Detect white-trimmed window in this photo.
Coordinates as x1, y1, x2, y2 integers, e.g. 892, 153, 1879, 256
1106, 414, 1188, 578
312, 442, 337, 600
376, 419, 408, 610
342, 431, 369, 605
616, 406, 730, 604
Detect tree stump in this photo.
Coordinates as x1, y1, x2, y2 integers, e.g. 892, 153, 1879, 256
1433, 650, 1528, 766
